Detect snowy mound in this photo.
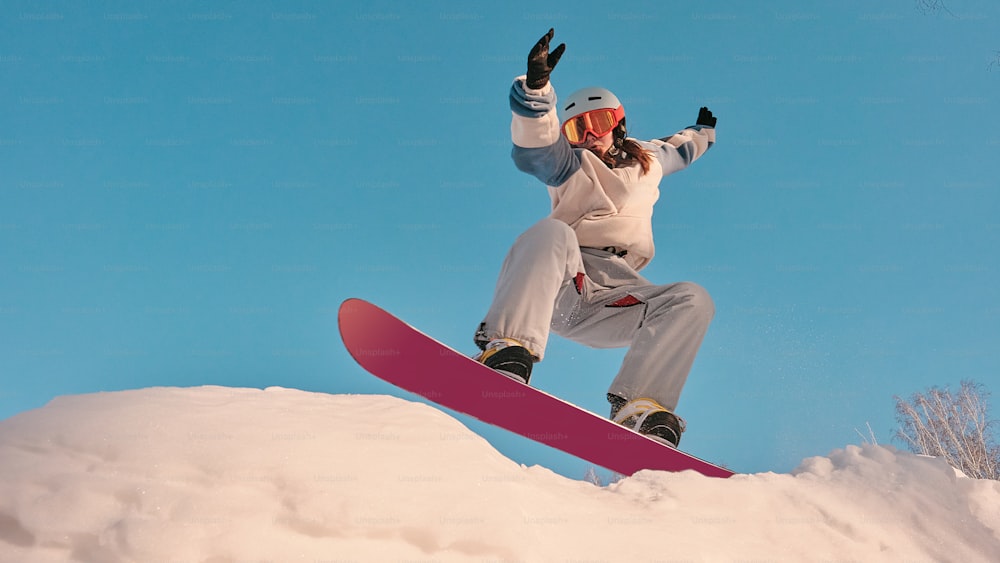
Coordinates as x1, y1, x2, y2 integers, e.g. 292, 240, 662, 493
1, 387, 998, 561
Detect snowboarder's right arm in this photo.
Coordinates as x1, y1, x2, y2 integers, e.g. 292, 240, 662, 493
509, 77, 579, 187
509, 29, 579, 187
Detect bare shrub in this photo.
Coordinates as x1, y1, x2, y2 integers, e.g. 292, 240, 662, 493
914, 1, 997, 71
583, 467, 626, 486
915, 0, 955, 16
894, 380, 1000, 480
583, 467, 603, 487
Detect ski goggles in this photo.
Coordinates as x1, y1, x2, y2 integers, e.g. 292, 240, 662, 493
561, 106, 625, 145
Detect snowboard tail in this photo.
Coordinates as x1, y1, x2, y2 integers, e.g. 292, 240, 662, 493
338, 298, 733, 478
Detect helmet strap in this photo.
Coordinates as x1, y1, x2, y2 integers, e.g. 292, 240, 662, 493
612, 118, 627, 147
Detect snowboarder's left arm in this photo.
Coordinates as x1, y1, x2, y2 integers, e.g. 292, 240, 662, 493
650, 107, 717, 176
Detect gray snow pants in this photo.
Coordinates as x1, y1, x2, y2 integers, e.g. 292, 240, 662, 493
478, 218, 714, 411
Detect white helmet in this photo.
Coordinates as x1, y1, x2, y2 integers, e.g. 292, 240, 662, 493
560, 86, 623, 123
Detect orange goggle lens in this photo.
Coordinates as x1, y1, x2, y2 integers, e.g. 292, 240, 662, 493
561, 106, 625, 144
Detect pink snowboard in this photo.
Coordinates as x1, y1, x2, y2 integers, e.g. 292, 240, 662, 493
338, 298, 733, 479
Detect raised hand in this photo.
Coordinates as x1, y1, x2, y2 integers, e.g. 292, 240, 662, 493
526, 28, 566, 90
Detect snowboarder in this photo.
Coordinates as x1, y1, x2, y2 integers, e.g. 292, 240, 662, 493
474, 29, 717, 447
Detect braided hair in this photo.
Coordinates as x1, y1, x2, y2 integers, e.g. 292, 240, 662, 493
599, 117, 653, 174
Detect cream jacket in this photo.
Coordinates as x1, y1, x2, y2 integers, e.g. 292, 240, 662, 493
509, 76, 715, 271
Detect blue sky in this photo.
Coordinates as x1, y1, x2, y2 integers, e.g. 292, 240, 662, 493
2, 1, 998, 480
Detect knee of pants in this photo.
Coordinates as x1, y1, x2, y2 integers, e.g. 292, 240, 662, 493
521, 217, 576, 246
670, 281, 715, 321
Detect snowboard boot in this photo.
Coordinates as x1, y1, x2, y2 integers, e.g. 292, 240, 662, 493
608, 394, 686, 447
474, 338, 534, 384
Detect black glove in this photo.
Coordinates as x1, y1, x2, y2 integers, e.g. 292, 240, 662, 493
697, 107, 717, 127
526, 28, 565, 90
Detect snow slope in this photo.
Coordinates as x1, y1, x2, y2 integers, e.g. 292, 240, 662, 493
1, 386, 998, 562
